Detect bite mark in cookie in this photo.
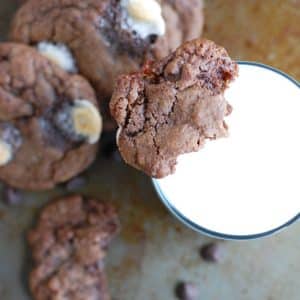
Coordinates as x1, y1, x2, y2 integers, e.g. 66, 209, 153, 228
28, 195, 120, 300
110, 39, 238, 178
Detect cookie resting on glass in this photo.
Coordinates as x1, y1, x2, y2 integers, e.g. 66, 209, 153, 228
110, 39, 238, 178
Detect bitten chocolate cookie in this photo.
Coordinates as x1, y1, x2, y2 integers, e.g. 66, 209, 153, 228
28, 195, 120, 300
0, 43, 102, 190
10, 0, 204, 130
110, 39, 238, 178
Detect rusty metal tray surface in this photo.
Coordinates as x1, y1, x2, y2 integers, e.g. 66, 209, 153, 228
0, 1, 300, 299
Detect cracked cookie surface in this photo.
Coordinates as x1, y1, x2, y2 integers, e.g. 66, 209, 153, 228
28, 194, 120, 300
0, 43, 100, 190
10, 0, 204, 130
110, 39, 238, 178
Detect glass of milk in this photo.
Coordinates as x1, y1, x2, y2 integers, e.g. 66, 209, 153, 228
153, 62, 300, 240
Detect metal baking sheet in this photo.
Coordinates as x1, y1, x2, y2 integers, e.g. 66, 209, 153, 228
0, 1, 299, 299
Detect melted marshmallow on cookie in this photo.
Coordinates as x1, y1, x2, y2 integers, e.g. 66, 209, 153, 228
121, 0, 166, 39
37, 42, 77, 73
54, 100, 102, 145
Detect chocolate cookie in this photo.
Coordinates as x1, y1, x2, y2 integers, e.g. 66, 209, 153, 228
0, 43, 102, 190
28, 195, 120, 300
10, 0, 204, 130
110, 39, 238, 178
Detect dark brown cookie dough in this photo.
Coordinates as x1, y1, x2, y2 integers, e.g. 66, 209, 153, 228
28, 195, 120, 300
0, 43, 102, 190
110, 39, 238, 178
10, 0, 204, 130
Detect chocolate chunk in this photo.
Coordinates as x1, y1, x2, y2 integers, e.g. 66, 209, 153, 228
65, 176, 87, 191
175, 282, 199, 300
2, 185, 23, 205
200, 242, 222, 263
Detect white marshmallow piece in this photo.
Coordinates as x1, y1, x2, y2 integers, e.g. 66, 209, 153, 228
37, 42, 77, 73
122, 0, 166, 39
0, 140, 12, 167
72, 100, 102, 144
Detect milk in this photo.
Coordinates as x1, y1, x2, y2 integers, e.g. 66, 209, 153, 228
154, 63, 300, 238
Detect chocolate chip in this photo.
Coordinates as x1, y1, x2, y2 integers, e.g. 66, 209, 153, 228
65, 176, 87, 191
39, 118, 70, 151
149, 34, 158, 44
200, 242, 222, 263
2, 185, 23, 205
175, 282, 198, 300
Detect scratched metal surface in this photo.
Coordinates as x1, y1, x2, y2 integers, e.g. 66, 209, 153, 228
0, 1, 300, 299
